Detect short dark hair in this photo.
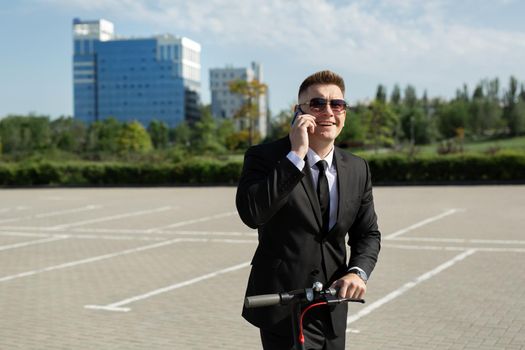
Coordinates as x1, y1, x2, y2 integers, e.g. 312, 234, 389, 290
298, 70, 345, 99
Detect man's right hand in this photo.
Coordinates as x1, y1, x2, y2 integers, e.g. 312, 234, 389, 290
289, 113, 316, 159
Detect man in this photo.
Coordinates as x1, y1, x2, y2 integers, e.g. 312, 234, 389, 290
236, 70, 381, 349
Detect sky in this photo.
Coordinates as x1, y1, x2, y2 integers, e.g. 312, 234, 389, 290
1, 0, 525, 119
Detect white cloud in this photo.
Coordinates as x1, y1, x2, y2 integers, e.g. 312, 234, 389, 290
41, 0, 525, 103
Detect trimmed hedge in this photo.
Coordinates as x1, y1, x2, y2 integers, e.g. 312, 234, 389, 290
0, 152, 524, 186
366, 152, 525, 183
0, 159, 242, 186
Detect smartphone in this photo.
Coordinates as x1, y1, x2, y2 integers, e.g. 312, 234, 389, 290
291, 107, 304, 125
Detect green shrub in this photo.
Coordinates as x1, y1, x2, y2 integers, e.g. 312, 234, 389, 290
366, 152, 525, 183
0, 153, 523, 186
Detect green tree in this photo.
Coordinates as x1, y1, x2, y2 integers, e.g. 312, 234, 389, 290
268, 108, 293, 141
147, 120, 169, 149
468, 83, 503, 136
503, 76, 525, 135
117, 121, 153, 153
436, 101, 468, 139
403, 85, 418, 109
390, 84, 401, 106
192, 108, 224, 154
400, 107, 433, 145
486, 78, 500, 100
472, 83, 484, 99
225, 130, 251, 151
336, 105, 366, 148
85, 117, 122, 153
506, 100, 525, 135
229, 79, 268, 146
216, 118, 236, 147
50, 116, 86, 153
363, 101, 398, 151
375, 85, 387, 104
172, 121, 192, 148
0, 115, 51, 153
455, 84, 470, 102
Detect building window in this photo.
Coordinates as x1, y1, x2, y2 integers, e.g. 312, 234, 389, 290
74, 40, 82, 54
83, 40, 90, 54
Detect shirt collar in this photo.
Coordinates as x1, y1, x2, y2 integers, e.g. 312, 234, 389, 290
307, 147, 334, 170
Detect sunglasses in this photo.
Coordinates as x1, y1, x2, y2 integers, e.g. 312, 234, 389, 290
299, 98, 348, 114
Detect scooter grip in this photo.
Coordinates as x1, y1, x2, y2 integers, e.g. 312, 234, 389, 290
244, 294, 281, 308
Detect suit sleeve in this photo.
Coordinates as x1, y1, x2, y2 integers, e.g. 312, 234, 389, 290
347, 159, 381, 278
235, 145, 304, 229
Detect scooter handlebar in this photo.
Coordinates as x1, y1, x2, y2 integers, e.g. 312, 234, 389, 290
244, 293, 282, 308
244, 286, 364, 309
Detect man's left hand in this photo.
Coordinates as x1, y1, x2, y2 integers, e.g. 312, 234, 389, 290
330, 273, 367, 299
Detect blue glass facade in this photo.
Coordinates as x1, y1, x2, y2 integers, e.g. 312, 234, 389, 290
73, 19, 201, 127
73, 42, 98, 122
95, 39, 185, 126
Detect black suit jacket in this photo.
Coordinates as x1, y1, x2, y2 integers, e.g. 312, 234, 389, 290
236, 137, 381, 336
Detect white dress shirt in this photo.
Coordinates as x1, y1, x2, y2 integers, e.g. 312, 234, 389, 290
287, 148, 337, 230
287, 149, 366, 277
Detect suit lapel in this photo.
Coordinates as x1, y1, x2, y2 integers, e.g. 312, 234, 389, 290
300, 158, 323, 229
300, 147, 349, 235
326, 148, 347, 236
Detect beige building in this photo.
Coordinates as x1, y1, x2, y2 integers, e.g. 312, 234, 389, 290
209, 62, 268, 138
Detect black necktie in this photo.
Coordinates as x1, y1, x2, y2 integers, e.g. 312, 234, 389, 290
316, 160, 330, 232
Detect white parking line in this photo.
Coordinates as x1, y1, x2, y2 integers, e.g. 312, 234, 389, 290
0, 206, 30, 214
146, 211, 238, 232
391, 236, 525, 245
0, 230, 53, 238
70, 234, 167, 242
166, 230, 257, 237
0, 229, 258, 243
85, 261, 251, 312
0, 225, 258, 238
0, 205, 103, 224
0, 226, 149, 234
384, 209, 463, 240
346, 249, 477, 328
46, 206, 175, 230
0, 237, 205, 284
0, 235, 69, 252
36, 205, 102, 218
384, 243, 525, 253
383, 243, 466, 251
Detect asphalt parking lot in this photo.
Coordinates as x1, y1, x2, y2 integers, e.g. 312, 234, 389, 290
0, 186, 524, 349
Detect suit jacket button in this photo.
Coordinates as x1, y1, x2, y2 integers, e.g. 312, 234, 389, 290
310, 269, 320, 276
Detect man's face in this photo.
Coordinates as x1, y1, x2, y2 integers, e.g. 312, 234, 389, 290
299, 84, 346, 144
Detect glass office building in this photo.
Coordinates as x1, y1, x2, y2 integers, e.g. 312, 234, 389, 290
73, 18, 201, 127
